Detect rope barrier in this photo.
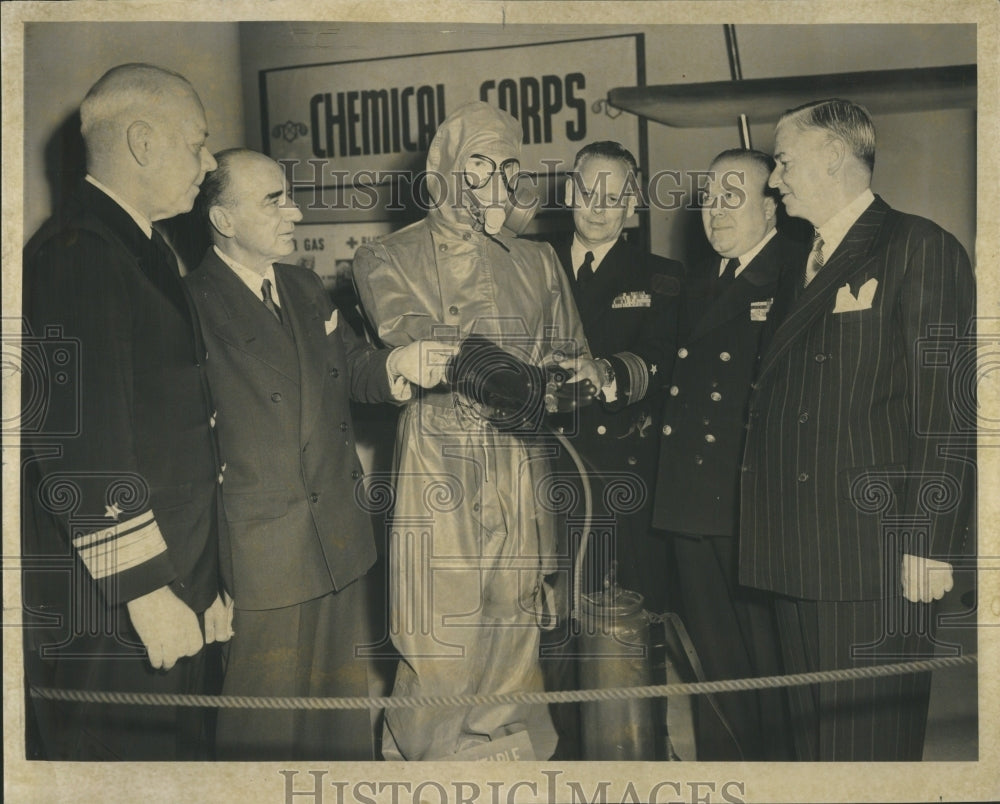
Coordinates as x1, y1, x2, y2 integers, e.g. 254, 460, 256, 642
30, 652, 975, 710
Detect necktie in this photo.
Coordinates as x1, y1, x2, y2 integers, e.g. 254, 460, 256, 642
261, 277, 283, 324
718, 257, 740, 284
577, 251, 595, 285
803, 231, 825, 287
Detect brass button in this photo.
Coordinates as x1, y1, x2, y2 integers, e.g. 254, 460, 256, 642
662, 425, 672, 436
449, 305, 459, 316
705, 434, 716, 443
798, 412, 809, 423
719, 352, 731, 362
330, 368, 340, 378
310, 493, 319, 502
271, 392, 282, 403
798, 472, 809, 482
669, 385, 679, 396
677, 347, 688, 359
710, 391, 722, 402
597, 425, 607, 435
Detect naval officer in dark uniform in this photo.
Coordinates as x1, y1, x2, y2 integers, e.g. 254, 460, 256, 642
652, 148, 805, 760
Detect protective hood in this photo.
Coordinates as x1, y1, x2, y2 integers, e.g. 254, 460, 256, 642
425, 101, 523, 231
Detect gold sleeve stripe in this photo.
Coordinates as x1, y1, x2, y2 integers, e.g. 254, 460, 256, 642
72, 510, 155, 549
73, 514, 168, 580
614, 351, 648, 403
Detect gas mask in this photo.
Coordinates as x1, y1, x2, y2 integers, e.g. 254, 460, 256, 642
463, 153, 539, 236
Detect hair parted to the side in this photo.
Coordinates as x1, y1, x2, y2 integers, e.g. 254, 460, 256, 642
780, 98, 876, 173
572, 140, 639, 177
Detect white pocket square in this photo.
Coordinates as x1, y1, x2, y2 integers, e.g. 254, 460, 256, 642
324, 309, 339, 334
833, 277, 878, 313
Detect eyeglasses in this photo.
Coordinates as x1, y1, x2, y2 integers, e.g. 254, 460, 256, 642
464, 154, 521, 192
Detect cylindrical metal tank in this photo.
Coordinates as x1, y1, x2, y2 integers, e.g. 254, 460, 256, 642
578, 586, 657, 760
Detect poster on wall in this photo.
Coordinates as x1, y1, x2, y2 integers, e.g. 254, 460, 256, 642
285, 220, 394, 293
260, 34, 644, 189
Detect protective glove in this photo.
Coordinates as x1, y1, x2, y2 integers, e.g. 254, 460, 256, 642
447, 335, 548, 432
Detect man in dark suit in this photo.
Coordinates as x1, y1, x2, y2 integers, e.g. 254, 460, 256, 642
185, 148, 451, 760
652, 148, 804, 760
554, 140, 684, 615
22, 63, 229, 760
741, 99, 976, 760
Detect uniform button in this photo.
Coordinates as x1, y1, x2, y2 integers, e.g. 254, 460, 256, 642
473, 502, 481, 512
719, 351, 731, 362
710, 391, 722, 402
705, 433, 716, 443
221, 462, 227, 472
814, 353, 827, 363
340, 422, 349, 432
597, 425, 607, 435
627, 456, 638, 466
209, 409, 217, 428
439, 243, 448, 252
449, 305, 459, 316
677, 347, 688, 359
271, 392, 282, 402
351, 470, 361, 480
711, 380, 719, 388
797, 472, 809, 482
662, 425, 672, 436
556, 426, 565, 434
669, 385, 679, 396
798, 412, 809, 423
330, 368, 340, 378
217, 473, 224, 485
310, 493, 319, 502
702, 417, 710, 426
463, 232, 472, 241
694, 455, 704, 465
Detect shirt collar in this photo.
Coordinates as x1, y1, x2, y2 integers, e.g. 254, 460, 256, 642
214, 245, 279, 304
571, 236, 618, 276
719, 227, 777, 277
85, 174, 153, 239
816, 188, 875, 259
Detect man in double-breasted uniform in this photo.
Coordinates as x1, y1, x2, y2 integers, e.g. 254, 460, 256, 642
652, 149, 805, 760
554, 140, 684, 616
185, 149, 450, 760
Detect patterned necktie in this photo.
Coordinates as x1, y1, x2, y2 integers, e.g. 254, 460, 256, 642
577, 251, 595, 285
261, 277, 283, 324
803, 231, 825, 287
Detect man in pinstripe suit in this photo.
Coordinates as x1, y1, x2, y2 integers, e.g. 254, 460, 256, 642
739, 99, 976, 761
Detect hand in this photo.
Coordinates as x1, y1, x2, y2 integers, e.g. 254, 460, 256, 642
126, 585, 204, 671
558, 355, 603, 389
901, 554, 954, 603
203, 591, 235, 644
388, 340, 459, 388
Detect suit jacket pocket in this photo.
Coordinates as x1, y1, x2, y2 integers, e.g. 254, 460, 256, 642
224, 491, 289, 522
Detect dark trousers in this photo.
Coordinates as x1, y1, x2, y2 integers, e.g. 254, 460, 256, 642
217, 578, 375, 761
26, 623, 213, 761
671, 532, 792, 760
773, 596, 933, 761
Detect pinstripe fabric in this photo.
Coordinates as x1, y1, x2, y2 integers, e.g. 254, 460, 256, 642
774, 598, 932, 761
740, 196, 975, 761
740, 197, 976, 600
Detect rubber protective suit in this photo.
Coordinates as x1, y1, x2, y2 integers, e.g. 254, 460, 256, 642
353, 102, 591, 760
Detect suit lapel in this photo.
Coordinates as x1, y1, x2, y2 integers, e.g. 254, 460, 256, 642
199, 251, 299, 384
275, 264, 333, 447
758, 197, 889, 381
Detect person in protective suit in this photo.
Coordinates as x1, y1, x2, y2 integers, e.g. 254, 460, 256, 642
353, 101, 600, 761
